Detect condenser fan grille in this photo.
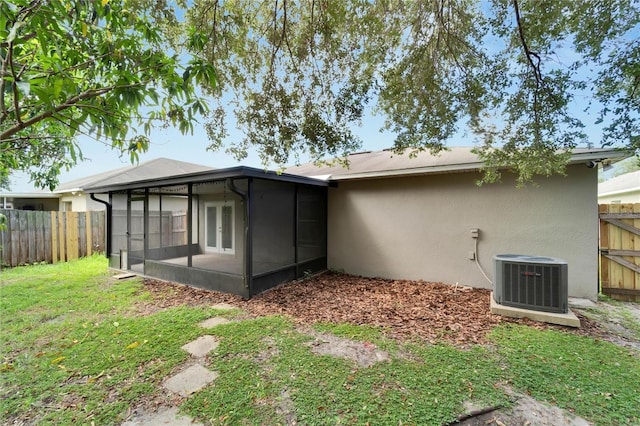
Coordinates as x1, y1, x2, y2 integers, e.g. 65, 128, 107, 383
494, 255, 568, 314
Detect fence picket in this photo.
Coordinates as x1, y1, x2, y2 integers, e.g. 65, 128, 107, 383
599, 203, 640, 302
0, 210, 105, 267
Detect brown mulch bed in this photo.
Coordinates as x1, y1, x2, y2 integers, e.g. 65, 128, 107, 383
138, 271, 606, 345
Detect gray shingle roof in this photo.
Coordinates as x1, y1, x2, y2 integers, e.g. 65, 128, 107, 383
54, 158, 214, 193
286, 147, 629, 180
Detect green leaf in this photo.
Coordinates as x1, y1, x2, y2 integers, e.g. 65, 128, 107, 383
15, 81, 30, 96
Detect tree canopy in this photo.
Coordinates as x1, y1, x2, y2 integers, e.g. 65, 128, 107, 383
1, 0, 215, 189
185, 0, 638, 184
2, 0, 638, 188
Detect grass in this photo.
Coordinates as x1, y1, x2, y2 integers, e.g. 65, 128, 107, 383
490, 325, 640, 425
2, 257, 640, 425
581, 295, 640, 341
1, 256, 218, 424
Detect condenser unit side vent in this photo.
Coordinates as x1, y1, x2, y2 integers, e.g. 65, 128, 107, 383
493, 254, 568, 314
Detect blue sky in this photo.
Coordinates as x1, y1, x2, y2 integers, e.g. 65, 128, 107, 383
8, 104, 404, 192
8, 96, 607, 192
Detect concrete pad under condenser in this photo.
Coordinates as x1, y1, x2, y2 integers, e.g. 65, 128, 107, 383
199, 317, 231, 328
163, 364, 218, 397
490, 293, 581, 328
181, 335, 219, 357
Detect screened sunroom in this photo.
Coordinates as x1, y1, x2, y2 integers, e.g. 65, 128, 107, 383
86, 167, 328, 298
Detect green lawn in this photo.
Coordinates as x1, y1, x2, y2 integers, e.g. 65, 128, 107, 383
1, 257, 639, 425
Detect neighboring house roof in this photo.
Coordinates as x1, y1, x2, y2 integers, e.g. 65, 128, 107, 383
598, 170, 640, 198
54, 158, 214, 193
286, 147, 630, 181
0, 191, 59, 199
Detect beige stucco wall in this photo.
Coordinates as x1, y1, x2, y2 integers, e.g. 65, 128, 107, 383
327, 165, 599, 299
58, 193, 108, 211
598, 190, 640, 204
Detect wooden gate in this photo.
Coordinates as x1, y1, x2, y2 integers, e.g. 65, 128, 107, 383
599, 203, 640, 302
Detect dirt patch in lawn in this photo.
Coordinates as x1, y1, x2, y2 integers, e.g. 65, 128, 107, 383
454, 393, 591, 426
303, 329, 390, 367
138, 272, 613, 346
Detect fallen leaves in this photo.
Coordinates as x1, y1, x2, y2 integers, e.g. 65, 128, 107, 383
140, 272, 604, 345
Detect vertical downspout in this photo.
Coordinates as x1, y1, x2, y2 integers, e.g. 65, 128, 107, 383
227, 178, 252, 297
294, 184, 299, 278
90, 193, 112, 259
187, 183, 193, 268
126, 190, 132, 266
159, 193, 163, 249
143, 189, 149, 263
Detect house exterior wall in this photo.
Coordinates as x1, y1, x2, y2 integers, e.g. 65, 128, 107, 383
598, 190, 640, 204
326, 165, 599, 299
58, 192, 108, 211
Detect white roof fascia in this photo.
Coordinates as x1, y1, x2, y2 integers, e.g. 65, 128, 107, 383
567, 150, 630, 164
307, 174, 332, 181
327, 162, 484, 181
0, 192, 60, 198
52, 188, 83, 194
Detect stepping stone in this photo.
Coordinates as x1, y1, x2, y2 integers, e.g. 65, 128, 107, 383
181, 335, 219, 357
163, 364, 218, 397
112, 273, 137, 280
212, 303, 235, 310
121, 406, 202, 426
199, 317, 231, 328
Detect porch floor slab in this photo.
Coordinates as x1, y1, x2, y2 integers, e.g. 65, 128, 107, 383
490, 293, 581, 328
156, 253, 287, 275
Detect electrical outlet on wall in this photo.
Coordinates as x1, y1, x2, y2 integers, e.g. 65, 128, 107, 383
468, 251, 476, 260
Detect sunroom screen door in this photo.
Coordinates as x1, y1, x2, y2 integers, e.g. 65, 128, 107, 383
205, 202, 234, 254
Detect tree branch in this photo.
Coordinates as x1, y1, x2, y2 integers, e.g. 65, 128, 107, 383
513, 0, 543, 84
0, 84, 144, 140
8, 40, 22, 125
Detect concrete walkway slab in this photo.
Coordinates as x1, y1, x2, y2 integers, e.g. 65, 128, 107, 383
181, 335, 219, 357
163, 364, 218, 397
199, 317, 231, 328
121, 406, 202, 426
568, 297, 598, 308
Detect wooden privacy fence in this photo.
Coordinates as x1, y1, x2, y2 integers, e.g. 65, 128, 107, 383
0, 210, 105, 267
599, 203, 640, 302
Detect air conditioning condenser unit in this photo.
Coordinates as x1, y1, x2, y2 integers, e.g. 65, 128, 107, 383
493, 254, 568, 314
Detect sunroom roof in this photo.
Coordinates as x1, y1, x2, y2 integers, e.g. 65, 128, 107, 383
84, 165, 329, 193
